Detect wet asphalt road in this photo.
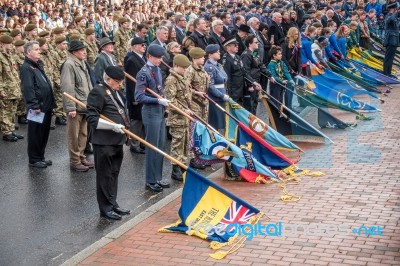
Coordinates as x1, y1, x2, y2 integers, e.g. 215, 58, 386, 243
0, 122, 217, 266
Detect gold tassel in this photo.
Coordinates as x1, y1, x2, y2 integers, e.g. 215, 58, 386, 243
209, 251, 229, 260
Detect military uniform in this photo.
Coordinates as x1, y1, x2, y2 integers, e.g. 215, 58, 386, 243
113, 19, 131, 66
185, 63, 209, 121
14, 41, 27, 122
165, 70, 192, 166
85, 40, 98, 69
204, 54, 228, 131
383, 5, 400, 76
135, 45, 169, 191
0, 36, 22, 141
70, 27, 85, 41
53, 38, 68, 122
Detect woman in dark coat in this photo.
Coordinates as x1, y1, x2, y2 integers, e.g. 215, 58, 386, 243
282, 27, 302, 76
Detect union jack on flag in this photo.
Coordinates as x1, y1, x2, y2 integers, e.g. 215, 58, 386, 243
218, 202, 257, 232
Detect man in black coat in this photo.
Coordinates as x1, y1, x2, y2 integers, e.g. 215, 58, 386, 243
175, 14, 187, 45
234, 24, 251, 56
268, 12, 286, 46
188, 18, 209, 50
124, 37, 146, 154
87, 66, 131, 221
21, 40, 56, 168
208, 19, 226, 55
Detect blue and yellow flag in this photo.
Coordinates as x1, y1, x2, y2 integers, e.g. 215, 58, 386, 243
190, 121, 278, 181
159, 168, 261, 243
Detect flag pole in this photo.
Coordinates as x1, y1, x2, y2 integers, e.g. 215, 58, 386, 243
123, 70, 223, 136
63, 92, 188, 170
254, 80, 335, 144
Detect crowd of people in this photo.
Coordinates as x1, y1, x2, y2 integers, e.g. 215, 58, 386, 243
0, 0, 398, 220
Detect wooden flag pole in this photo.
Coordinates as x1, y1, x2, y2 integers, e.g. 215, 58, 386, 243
62, 92, 187, 170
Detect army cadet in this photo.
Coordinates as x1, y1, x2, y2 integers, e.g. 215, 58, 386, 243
52, 36, 69, 126
69, 34, 81, 42
24, 24, 38, 41
241, 34, 274, 114
185, 47, 209, 121
204, 44, 229, 133
38, 30, 50, 39
222, 37, 260, 108
135, 45, 171, 193
165, 54, 192, 181
185, 47, 210, 170
37, 38, 54, 84
71, 17, 87, 40
10, 29, 22, 41
0, 35, 24, 142
14, 40, 28, 125
114, 17, 131, 67
83, 28, 98, 69
0, 29, 7, 36
383, 2, 400, 76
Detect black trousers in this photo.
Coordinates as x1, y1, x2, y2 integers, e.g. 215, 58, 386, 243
93, 144, 124, 214
383, 45, 397, 76
27, 111, 52, 164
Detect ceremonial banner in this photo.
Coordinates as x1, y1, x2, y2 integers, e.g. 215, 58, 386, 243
349, 60, 400, 85
159, 167, 263, 259
190, 121, 278, 181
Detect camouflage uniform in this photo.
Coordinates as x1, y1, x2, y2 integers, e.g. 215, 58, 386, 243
84, 39, 98, 69
113, 28, 131, 65
52, 46, 68, 119
0, 51, 21, 136
69, 27, 85, 41
14, 51, 26, 117
165, 71, 192, 165
41, 50, 54, 84
184, 64, 210, 121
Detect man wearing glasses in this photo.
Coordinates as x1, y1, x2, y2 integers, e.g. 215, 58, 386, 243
175, 14, 186, 45
209, 19, 226, 55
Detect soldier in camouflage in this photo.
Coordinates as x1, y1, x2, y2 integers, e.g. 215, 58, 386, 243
52, 36, 68, 126
0, 35, 24, 142
37, 38, 54, 84
185, 47, 209, 121
70, 17, 86, 40
14, 40, 28, 125
10, 29, 22, 41
83, 28, 98, 69
114, 17, 131, 67
165, 54, 193, 181
24, 24, 38, 41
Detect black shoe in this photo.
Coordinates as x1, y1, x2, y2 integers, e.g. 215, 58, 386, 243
190, 159, 206, 170
146, 183, 163, 192
55, 117, 67, 125
113, 207, 131, 215
41, 160, 53, 166
15, 124, 19, 130
18, 116, 28, 124
130, 146, 145, 154
12, 132, 24, 139
100, 211, 122, 220
3, 134, 18, 142
29, 161, 47, 168
50, 125, 56, 130
157, 180, 170, 188
171, 165, 183, 181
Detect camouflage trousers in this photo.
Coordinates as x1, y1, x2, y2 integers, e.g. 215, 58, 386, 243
16, 96, 26, 116
191, 101, 208, 122
0, 99, 18, 135
53, 84, 66, 118
169, 126, 189, 165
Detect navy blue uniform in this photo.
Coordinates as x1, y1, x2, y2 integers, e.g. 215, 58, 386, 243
205, 59, 228, 131
135, 62, 166, 184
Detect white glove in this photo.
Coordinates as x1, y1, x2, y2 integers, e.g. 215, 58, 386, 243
223, 94, 230, 101
158, 98, 170, 106
112, 124, 125, 134
97, 118, 125, 134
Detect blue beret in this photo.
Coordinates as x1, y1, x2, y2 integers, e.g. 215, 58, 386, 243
147, 44, 165, 58
249, 3, 256, 8
200, 7, 206, 11
227, 4, 233, 8
205, 44, 220, 54
206, 4, 213, 9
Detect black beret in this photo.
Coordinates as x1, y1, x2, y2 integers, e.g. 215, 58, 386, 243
206, 4, 213, 9
249, 3, 256, 8
131, 37, 146, 45
387, 2, 398, 9
200, 7, 206, 11
147, 44, 165, 58
105, 66, 125, 80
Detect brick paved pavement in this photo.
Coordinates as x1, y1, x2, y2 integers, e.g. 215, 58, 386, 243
78, 85, 400, 266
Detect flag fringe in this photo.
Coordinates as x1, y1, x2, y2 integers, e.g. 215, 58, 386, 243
209, 212, 265, 260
